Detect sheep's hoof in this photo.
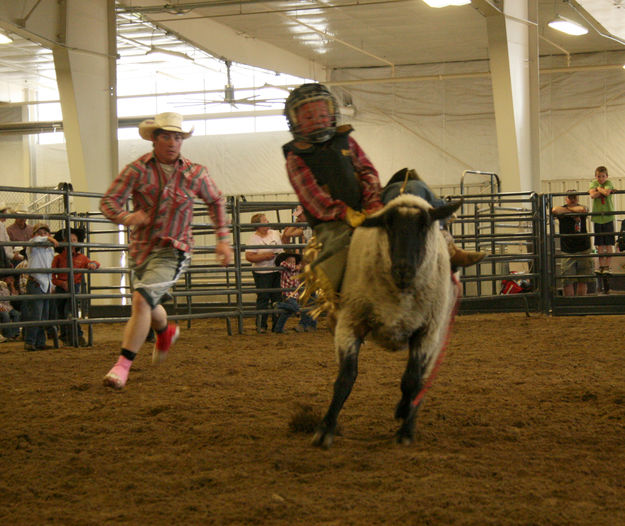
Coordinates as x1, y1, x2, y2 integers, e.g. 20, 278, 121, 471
395, 430, 414, 446
312, 428, 334, 449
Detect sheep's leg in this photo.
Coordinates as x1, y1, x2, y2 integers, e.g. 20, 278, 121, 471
312, 339, 362, 449
395, 328, 425, 445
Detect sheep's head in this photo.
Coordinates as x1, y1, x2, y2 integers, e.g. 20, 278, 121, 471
361, 197, 462, 289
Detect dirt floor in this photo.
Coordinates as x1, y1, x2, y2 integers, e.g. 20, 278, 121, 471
1, 311, 625, 525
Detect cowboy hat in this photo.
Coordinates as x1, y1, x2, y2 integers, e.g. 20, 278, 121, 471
31, 222, 51, 235
53, 227, 86, 252
0, 202, 7, 213
138, 112, 194, 141
54, 227, 86, 243
275, 252, 302, 266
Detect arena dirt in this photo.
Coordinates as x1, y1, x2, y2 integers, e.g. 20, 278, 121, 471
1, 312, 624, 525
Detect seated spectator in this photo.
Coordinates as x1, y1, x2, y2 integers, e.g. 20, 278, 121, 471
272, 252, 316, 333
0, 278, 21, 342
52, 227, 100, 346
22, 223, 58, 351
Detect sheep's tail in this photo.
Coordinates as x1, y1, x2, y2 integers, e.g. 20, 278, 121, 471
298, 235, 339, 328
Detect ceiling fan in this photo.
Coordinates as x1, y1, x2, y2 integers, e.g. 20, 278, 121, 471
174, 61, 278, 108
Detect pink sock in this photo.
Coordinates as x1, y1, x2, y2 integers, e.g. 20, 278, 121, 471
114, 356, 133, 371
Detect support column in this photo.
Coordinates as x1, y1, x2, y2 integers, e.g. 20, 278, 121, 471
478, 0, 540, 193
0, 0, 118, 197
53, 0, 118, 200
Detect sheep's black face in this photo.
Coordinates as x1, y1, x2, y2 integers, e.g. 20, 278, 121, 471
360, 198, 461, 290
384, 206, 431, 290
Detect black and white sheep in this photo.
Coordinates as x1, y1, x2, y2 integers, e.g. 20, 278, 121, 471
312, 194, 462, 448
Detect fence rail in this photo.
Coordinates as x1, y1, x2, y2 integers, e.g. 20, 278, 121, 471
1, 185, 625, 344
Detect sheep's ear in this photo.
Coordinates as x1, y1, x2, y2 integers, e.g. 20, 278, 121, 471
429, 200, 462, 222
361, 212, 387, 228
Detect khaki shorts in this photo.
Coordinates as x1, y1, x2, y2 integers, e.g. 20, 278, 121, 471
131, 246, 190, 308
560, 250, 593, 286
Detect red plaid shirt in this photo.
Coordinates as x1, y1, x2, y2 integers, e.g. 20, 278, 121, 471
100, 152, 229, 265
285, 135, 383, 222
280, 260, 301, 299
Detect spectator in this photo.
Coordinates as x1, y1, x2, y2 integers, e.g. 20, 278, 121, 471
22, 223, 58, 351
588, 165, 615, 293
51, 227, 100, 346
0, 202, 13, 265
273, 252, 316, 333
100, 112, 232, 389
281, 205, 312, 247
0, 203, 24, 266
0, 277, 20, 342
552, 190, 593, 296
245, 213, 283, 333
7, 205, 33, 243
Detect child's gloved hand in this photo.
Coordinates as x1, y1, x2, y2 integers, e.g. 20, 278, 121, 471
345, 207, 366, 228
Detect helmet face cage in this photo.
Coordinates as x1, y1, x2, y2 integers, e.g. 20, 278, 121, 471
284, 83, 339, 143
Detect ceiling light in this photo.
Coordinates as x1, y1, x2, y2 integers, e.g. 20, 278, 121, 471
145, 46, 194, 62
421, 0, 470, 7
547, 17, 588, 36
0, 33, 12, 44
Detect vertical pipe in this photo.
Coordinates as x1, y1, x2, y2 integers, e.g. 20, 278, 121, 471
231, 196, 244, 334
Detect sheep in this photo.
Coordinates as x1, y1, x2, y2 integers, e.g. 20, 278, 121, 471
312, 194, 462, 449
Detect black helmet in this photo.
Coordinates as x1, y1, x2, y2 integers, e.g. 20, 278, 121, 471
284, 83, 339, 143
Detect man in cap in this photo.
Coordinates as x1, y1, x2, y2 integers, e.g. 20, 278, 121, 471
7, 205, 33, 243
23, 222, 59, 350
551, 189, 593, 296
100, 112, 233, 389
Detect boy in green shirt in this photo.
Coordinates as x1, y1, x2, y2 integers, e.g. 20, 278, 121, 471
588, 165, 615, 293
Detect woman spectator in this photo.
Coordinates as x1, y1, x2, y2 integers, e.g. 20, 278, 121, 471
245, 213, 282, 333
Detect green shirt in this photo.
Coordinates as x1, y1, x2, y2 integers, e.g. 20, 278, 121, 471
589, 179, 614, 224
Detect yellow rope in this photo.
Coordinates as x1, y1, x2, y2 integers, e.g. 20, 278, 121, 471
298, 235, 339, 329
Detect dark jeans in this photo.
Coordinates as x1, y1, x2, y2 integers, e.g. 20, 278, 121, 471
273, 297, 316, 333
252, 271, 281, 330
53, 282, 83, 343
0, 309, 20, 339
23, 279, 50, 348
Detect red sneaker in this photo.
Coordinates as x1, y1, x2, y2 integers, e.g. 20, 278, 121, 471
152, 324, 179, 364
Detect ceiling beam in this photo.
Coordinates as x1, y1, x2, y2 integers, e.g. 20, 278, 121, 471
116, 0, 327, 80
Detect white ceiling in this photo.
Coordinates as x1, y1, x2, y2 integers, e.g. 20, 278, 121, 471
117, 0, 625, 71
0, 0, 624, 104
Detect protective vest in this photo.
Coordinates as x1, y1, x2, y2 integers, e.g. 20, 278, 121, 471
283, 126, 362, 226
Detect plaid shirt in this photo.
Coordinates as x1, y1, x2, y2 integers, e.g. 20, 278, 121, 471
100, 152, 230, 266
279, 260, 301, 299
0, 280, 13, 312
285, 135, 383, 222
16, 259, 29, 294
